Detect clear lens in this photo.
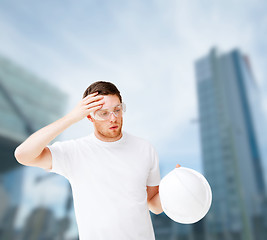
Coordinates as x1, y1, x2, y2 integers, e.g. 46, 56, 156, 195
92, 103, 126, 121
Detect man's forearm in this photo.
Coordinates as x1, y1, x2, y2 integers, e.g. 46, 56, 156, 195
148, 192, 163, 215
15, 114, 75, 164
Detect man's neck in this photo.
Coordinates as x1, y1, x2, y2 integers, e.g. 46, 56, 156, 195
94, 131, 123, 142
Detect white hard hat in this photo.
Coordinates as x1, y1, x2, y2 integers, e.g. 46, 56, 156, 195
159, 167, 212, 224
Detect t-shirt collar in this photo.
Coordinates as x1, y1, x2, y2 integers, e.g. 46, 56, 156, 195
91, 131, 126, 146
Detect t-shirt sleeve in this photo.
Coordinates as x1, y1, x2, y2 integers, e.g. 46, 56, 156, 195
45, 140, 75, 180
146, 146, 161, 186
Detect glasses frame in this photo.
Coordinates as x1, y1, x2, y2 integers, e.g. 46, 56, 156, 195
91, 102, 126, 121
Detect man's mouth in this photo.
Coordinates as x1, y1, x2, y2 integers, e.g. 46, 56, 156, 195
109, 126, 118, 130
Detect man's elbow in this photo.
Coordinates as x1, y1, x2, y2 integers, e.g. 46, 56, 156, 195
14, 147, 23, 164
14, 147, 29, 165
152, 209, 163, 215
148, 202, 164, 215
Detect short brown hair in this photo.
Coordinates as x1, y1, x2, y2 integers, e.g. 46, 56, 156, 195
83, 81, 122, 102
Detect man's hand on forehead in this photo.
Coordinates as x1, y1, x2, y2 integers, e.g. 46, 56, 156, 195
85, 92, 104, 102
67, 92, 105, 123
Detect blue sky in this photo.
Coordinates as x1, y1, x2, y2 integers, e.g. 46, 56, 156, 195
1, 0, 267, 236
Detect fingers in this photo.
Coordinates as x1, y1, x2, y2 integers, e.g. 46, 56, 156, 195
176, 164, 181, 168
87, 99, 105, 109
88, 105, 103, 113
82, 93, 105, 112
84, 94, 104, 105
83, 92, 101, 101
84, 92, 98, 99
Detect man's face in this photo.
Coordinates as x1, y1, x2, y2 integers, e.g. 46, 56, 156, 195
89, 94, 123, 142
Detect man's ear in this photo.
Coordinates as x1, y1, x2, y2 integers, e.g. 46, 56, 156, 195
87, 114, 94, 122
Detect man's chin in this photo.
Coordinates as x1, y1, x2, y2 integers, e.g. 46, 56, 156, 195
101, 127, 121, 138
108, 129, 122, 138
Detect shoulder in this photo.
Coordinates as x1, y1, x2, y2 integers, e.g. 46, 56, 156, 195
49, 135, 91, 149
124, 132, 156, 150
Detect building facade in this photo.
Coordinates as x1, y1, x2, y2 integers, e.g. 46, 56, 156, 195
0, 54, 68, 238
195, 48, 267, 240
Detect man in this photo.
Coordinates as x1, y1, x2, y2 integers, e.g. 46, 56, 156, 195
15, 81, 180, 239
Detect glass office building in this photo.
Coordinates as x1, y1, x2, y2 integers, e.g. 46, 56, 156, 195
195, 48, 267, 240
0, 54, 68, 238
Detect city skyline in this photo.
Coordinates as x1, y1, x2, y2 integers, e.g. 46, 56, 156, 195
0, 0, 266, 177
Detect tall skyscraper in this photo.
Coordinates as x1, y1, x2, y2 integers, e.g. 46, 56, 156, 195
195, 48, 267, 240
0, 54, 68, 173
0, 54, 68, 237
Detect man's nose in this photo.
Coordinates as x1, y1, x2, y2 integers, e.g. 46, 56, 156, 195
109, 112, 117, 121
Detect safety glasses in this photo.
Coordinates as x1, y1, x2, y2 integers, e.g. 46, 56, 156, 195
91, 102, 126, 121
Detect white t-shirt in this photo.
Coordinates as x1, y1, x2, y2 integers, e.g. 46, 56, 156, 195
46, 131, 161, 240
